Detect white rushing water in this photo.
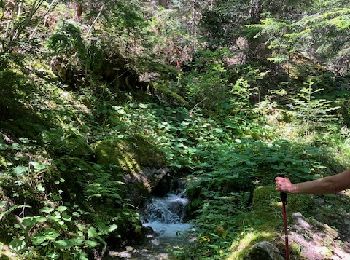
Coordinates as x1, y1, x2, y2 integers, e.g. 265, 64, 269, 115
141, 193, 192, 237
106, 192, 194, 259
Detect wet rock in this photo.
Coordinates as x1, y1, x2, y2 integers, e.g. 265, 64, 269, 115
109, 251, 132, 258
142, 194, 188, 224
244, 241, 283, 260
151, 238, 160, 246
168, 199, 185, 218
126, 168, 170, 207
143, 225, 156, 236
152, 173, 172, 196
125, 246, 133, 252
95, 136, 166, 168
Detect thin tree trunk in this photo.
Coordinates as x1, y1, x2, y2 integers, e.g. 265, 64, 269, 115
249, 0, 262, 23
75, 1, 82, 20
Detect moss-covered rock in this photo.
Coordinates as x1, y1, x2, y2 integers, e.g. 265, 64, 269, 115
95, 135, 168, 206
228, 186, 281, 259
95, 135, 166, 171
42, 129, 92, 158
244, 241, 283, 260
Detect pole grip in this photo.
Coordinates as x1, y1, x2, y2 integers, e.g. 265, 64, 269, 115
277, 174, 288, 204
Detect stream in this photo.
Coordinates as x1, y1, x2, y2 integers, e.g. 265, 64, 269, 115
108, 191, 194, 259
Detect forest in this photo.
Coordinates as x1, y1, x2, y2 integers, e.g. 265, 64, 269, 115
1, 0, 350, 259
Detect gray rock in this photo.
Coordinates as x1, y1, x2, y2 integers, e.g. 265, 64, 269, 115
245, 241, 283, 260
292, 212, 311, 230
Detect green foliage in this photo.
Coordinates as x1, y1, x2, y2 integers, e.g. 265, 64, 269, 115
179, 49, 231, 112
47, 21, 86, 60
182, 127, 343, 258
9, 203, 119, 259
255, 6, 350, 76
0, 0, 47, 54
201, 0, 312, 46
101, 0, 146, 32
42, 129, 92, 157
1, 0, 350, 259
177, 49, 266, 115
290, 80, 340, 133
95, 135, 166, 169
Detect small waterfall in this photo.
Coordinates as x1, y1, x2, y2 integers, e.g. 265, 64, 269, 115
106, 186, 194, 259
141, 192, 192, 237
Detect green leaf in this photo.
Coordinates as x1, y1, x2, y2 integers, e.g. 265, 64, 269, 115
36, 183, 45, 192
57, 206, 67, 212
0, 201, 6, 209
40, 207, 54, 214
85, 240, 99, 248
30, 162, 48, 172
112, 106, 126, 114
88, 227, 98, 239
13, 166, 28, 175
11, 143, 20, 150
72, 212, 80, 217
108, 224, 118, 232
32, 230, 60, 245
61, 213, 72, 221
22, 216, 47, 227
0, 142, 7, 150
54, 240, 70, 249
9, 238, 26, 251
68, 238, 84, 246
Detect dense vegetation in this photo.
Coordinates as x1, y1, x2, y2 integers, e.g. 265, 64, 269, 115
1, 0, 350, 259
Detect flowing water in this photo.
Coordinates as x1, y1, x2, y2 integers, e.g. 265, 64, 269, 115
108, 191, 194, 259
142, 193, 192, 237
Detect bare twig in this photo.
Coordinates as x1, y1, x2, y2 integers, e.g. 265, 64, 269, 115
18, 203, 27, 218
5, 0, 45, 52
29, 0, 60, 40
189, 98, 206, 116
87, 4, 105, 35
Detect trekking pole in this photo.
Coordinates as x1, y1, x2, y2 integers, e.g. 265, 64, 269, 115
278, 174, 289, 260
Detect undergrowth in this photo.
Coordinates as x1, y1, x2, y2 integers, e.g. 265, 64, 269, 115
1, 1, 350, 259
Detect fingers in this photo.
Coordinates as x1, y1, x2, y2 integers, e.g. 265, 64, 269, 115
275, 177, 286, 191
276, 183, 282, 191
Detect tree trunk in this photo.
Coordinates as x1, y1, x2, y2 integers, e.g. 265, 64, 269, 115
249, 0, 262, 23
75, 1, 82, 20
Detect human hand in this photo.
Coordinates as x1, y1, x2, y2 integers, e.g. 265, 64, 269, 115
275, 177, 296, 193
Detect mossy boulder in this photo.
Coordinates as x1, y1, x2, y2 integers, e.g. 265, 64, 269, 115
251, 186, 281, 227
95, 135, 168, 206
244, 241, 283, 260
228, 186, 281, 259
42, 129, 92, 158
95, 135, 166, 171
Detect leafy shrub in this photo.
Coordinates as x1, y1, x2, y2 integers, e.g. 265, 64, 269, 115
9, 204, 118, 259
47, 21, 86, 63
290, 80, 340, 134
